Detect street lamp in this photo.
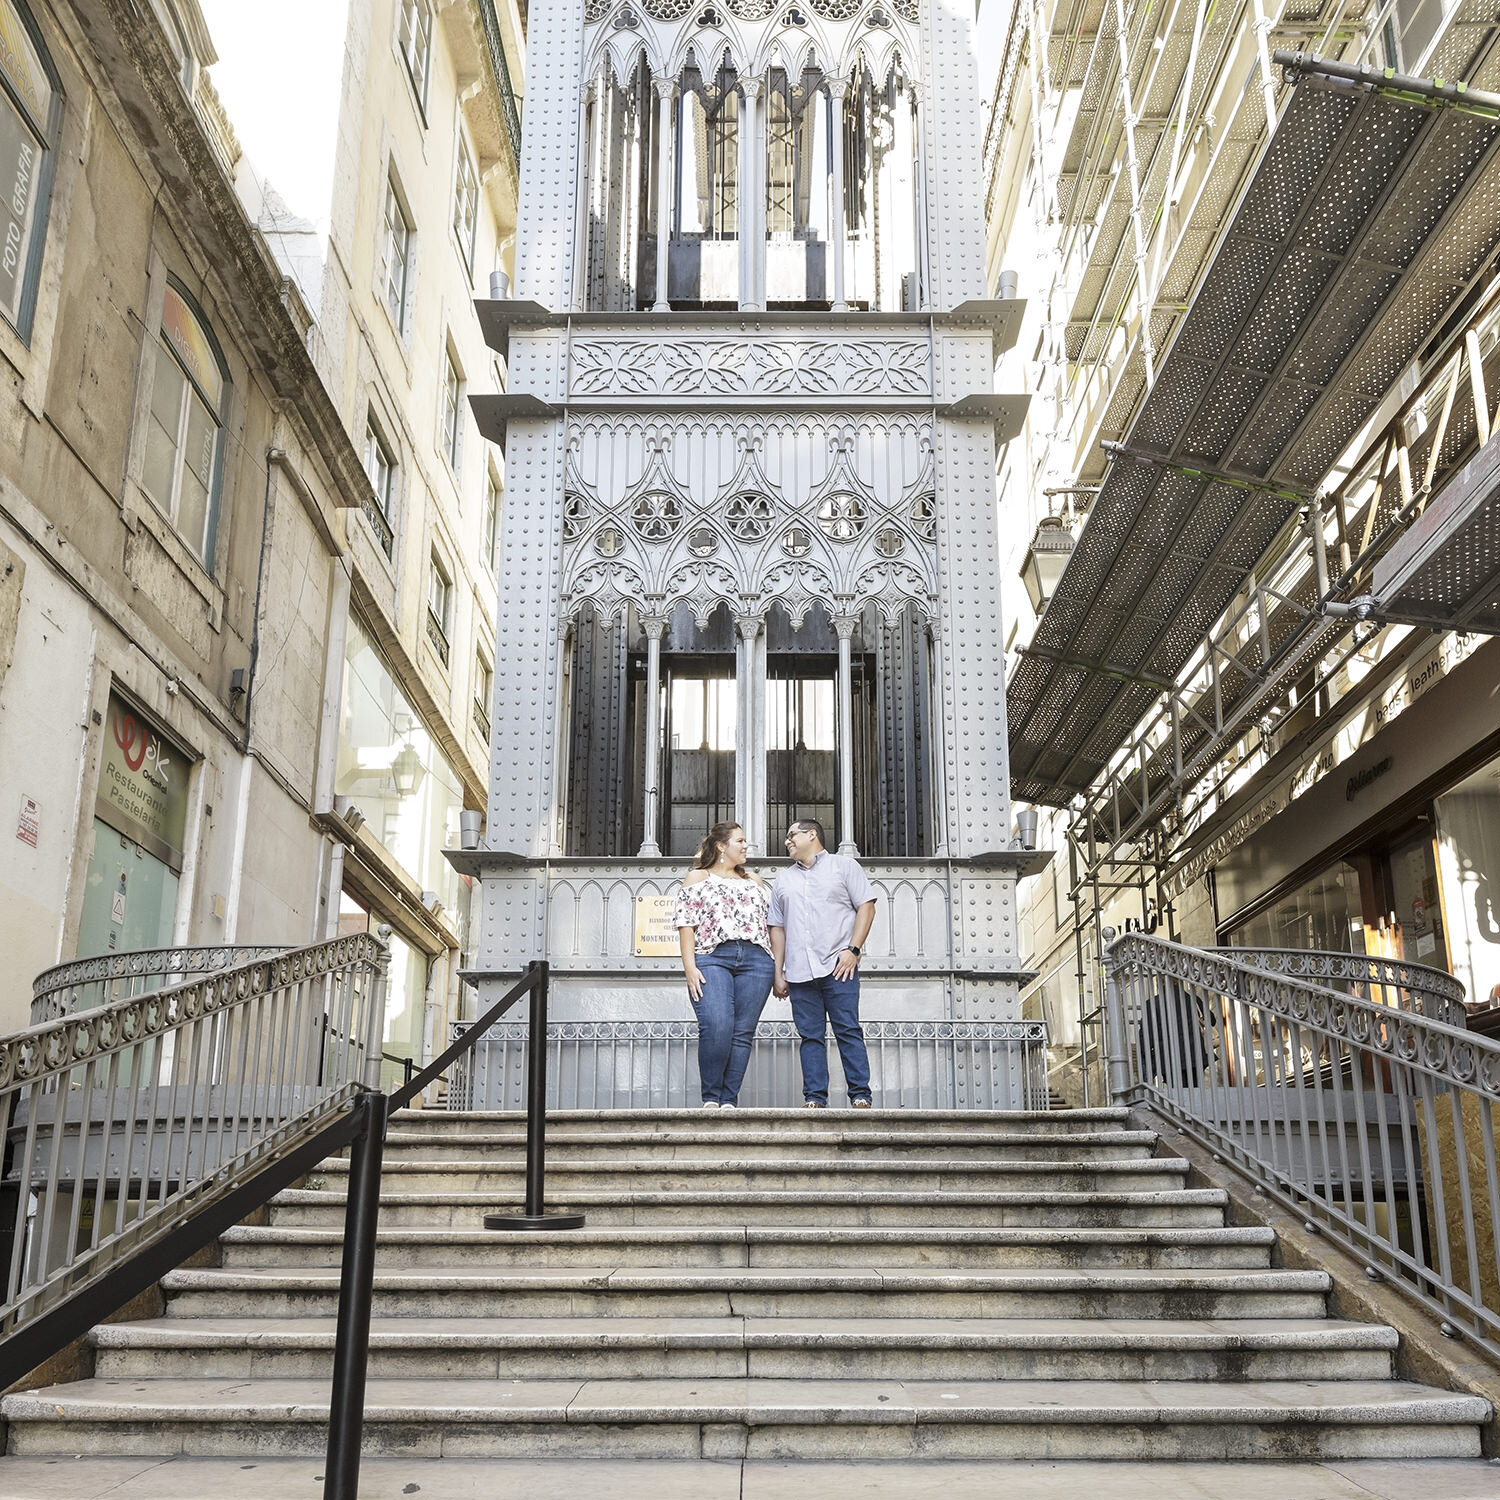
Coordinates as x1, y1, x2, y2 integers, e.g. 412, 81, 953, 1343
1020, 514, 1075, 615
391, 741, 425, 796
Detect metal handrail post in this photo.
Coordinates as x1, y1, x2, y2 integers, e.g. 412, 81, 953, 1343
323, 1088, 387, 1500
485, 963, 584, 1231
1102, 932, 1134, 1105
323, 933, 391, 1500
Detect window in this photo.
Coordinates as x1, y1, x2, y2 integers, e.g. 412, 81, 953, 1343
484, 471, 501, 569
473, 651, 492, 741
441, 349, 463, 470
0, 0, 62, 341
381, 175, 413, 332
453, 135, 478, 273
141, 281, 229, 569
362, 415, 397, 559
427, 548, 452, 666
397, 0, 432, 114
677, 57, 739, 240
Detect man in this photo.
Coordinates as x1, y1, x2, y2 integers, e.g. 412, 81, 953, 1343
768, 819, 878, 1108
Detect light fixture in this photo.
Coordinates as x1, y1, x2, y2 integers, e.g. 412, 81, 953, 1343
1020, 514, 1075, 615
391, 741, 425, 796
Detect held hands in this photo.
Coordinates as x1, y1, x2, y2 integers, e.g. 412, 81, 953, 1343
832, 947, 861, 981
685, 963, 706, 1002
773, 967, 790, 999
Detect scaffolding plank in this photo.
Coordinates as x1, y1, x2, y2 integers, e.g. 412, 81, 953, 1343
1009, 69, 1500, 805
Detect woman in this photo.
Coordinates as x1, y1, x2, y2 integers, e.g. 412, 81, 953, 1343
675, 822, 775, 1109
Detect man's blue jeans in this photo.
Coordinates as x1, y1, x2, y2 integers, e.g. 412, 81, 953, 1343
694, 941, 774, 1105
787, 972, 871, 1105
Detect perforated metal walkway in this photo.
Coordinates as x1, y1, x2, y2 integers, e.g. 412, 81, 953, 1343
1009, 64, 1500, 808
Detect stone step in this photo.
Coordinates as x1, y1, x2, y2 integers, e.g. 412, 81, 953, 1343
305, 1158, 1193, 1195
158, 1265, 1333, 1320
386, 1108, 1136, 1137
218, 1222, 1276, 1271
267, 1186, 1231, 1229
4, 1456, 1500, 1500
90, 1315, 1398, 1382
376, 1129, 1162, 1161
3, 1376, 1485, 1461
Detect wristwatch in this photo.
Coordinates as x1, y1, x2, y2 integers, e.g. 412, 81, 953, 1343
846, 944, 862, 956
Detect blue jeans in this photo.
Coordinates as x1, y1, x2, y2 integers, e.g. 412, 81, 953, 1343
694, 941, 774, 1105
787, 972, 871, 1105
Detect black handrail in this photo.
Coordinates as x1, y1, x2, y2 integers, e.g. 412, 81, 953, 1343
0, 955, 561, 1500
324, 961, 579, 1500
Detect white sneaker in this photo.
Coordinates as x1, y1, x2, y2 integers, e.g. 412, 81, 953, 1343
720, 1102, 737, 1110
701, 1100, 720, 1110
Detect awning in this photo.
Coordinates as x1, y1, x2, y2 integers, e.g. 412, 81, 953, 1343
1009, 58, 1500, 808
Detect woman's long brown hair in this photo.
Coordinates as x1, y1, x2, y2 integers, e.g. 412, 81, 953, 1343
693, 821, 748, 873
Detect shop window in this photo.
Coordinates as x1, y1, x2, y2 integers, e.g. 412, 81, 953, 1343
453, 134, 478, 273
441, 348, 463, 471
381, 173, 414, 333
336, 615, 464, 916
141, 280, 229, 571
362, 414, 397, 559
1437, 760, 1500, 1008
1225, 861, 1367, 956
427, 548, 452, 666
397, 0, 432, 116
0, 0, 62, 342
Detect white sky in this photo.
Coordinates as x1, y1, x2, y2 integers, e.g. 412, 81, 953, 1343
198, 0, 350, 232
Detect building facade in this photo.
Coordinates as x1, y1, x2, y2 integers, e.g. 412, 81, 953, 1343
980, 0, 1500, 1101
0, 0, 368, 1030
271, 0, 525, 1081
461, 0, 1041, 1102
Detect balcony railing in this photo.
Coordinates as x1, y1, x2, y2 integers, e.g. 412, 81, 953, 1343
477, 0, 522, 169
425, 610, 450, 667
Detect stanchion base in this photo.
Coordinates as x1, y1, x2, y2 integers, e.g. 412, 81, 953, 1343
484, 1211, 587, 1231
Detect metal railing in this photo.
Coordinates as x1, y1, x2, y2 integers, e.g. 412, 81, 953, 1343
31, 944, 291, 1025
2, 934, 387, 1354
0, 937, 558, 1500
477, 0, 523, 168
1105, 933, 1500, 1355
449, 1017, 1051, 1112
1227, 948, 1471, 1026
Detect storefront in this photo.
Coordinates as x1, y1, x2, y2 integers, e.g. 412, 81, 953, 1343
77, 691, 194, 957
1209, 637, 1500, 1013
334, 614, 467, 1080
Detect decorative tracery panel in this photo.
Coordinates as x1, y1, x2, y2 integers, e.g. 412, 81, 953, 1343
559, 417, 939, 628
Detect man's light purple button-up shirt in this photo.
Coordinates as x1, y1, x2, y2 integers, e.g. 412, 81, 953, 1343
766, 851, 878, 982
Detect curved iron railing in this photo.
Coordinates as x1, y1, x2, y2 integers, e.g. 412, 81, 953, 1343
1225, 947, 1470, 1025
1105, 932, 1500, 1356
31, 944, 291, 1025
2, 934, 387, 1351
0, 942, 555, 1500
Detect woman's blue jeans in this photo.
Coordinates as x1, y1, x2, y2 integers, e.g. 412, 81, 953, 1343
693, 941, 774, 1105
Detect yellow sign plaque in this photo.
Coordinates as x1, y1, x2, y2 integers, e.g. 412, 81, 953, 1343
633, 892, 679, 957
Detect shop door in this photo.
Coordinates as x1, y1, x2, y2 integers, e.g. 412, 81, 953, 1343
1383, 826, 1448, 970
77, 819, 179, 957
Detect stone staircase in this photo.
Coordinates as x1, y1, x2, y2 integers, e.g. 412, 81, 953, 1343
1, 1107, 1493, 1481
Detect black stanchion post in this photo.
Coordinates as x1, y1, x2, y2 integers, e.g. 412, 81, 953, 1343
486, 963, 584, 1231
323, 1087, 387, 1500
